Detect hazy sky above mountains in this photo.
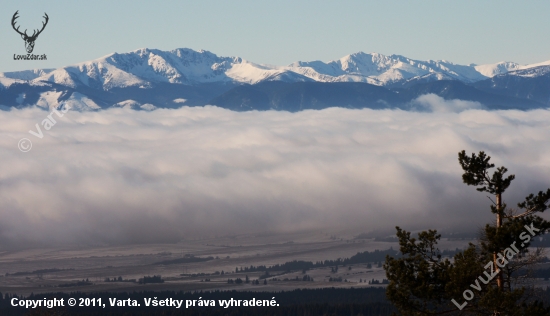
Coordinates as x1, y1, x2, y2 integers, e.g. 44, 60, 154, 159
2, 1, 550, 72
1, 97, 550, 248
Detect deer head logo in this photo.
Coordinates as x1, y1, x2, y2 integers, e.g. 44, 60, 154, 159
11, 11, 49, 54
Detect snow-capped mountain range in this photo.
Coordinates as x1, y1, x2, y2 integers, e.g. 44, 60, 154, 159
1, 48, 549, 111
2, 48, 549, 90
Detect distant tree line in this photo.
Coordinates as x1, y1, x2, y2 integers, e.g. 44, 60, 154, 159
368, 278, 389, 285
227, 276, 269, 285
138, 275, 164, 284
180, 270, 226, 277
58, 279, 92, 288
233, 248, 461, 274
5, 268, 73, 277
154, 255, 214, 265
104, 276, 136, 283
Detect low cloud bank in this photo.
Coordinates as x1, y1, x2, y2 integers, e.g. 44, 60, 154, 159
0, 102, 549, 248
411, 94, 484, 113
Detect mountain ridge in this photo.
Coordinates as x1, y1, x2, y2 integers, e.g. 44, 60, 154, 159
1, 48, 549, 111
3, 48, 549, 90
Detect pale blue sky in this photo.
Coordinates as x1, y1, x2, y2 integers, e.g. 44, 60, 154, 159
1, 1, 550, 72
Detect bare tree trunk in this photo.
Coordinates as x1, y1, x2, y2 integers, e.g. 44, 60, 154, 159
495, 193, 503, 289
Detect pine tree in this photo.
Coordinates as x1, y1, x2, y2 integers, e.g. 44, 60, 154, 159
384, 150, 550, 315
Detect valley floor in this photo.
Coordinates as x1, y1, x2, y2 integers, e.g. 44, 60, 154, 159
0, 231, 470, 296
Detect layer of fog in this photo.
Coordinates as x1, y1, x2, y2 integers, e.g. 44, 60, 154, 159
0, 95, 549, 249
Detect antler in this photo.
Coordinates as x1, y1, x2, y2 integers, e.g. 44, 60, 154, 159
30, 13, 49, 38
11, 11, 49, 39
11, 10, 27, 37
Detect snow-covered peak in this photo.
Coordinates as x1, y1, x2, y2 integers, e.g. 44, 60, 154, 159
474, 62, 521, 77
105, 48, 240, 84
338, 52, 394, 75
2, 68, 54, 81
113, 99, 157, 111
0, 69, 53, 89
30, 48, 237, 90
287, 52, 490, 85
498, 65, 550, 78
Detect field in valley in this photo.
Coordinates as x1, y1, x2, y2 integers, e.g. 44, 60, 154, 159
0, 230, 472, 296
